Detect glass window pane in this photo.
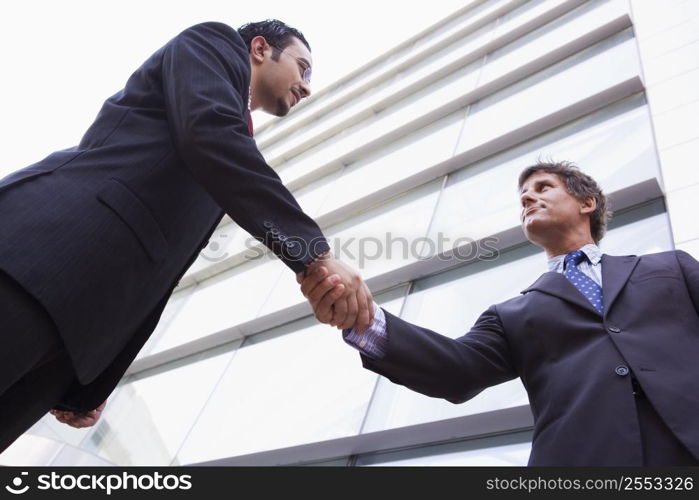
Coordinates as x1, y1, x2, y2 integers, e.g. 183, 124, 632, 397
601, 205, 673, 256
412, 0, 508, 50
456, 29, 640, 155
1, 435, 113, 466
292, 166, 345, 218
137, 287, 195, 359
482, 0, 629, 84
183, 323, 354, 460
150, 259, 284, 353
386, 21, 495, 100
319, 112, 464, 213
81, 343, 240, 465
174, 288, 407, 463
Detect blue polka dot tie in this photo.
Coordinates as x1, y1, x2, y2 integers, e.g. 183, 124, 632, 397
564, 250, 604, 314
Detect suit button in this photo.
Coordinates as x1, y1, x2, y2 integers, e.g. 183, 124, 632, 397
608, 326, 621, 333
615, 365, 629, 376
263, 221, 274, 229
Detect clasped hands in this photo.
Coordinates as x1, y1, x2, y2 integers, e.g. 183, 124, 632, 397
296, 253, 373, 332
49, 400, 106, 429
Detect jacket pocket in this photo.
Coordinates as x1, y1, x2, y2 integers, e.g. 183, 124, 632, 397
629, 272, 679, 283
97, 179, 168, 264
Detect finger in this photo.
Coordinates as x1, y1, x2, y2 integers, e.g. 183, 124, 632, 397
330, 296, 349, 327
65, 417, 83, 428
340, 291, 359, 330
68, 414, 96, 428
300, 266, 325, 296
300, 266, 328, 297
78, 416, 98, 428
365, 284, 375, 323
315, 284, 345, 324
307, 275, 341, 308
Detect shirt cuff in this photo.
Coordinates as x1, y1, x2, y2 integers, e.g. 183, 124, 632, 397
342, 303, 387, 360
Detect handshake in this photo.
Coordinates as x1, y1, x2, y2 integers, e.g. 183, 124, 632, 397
296, 252, 374, 333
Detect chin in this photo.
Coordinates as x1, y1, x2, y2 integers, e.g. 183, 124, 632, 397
523, 218, 545, 241
273, 99, 291, 117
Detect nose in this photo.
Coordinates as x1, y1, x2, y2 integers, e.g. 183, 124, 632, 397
520, 189, 536, 208
299, 81, 311, 98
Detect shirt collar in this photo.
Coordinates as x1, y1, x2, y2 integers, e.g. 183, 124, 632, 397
547, 243, 602, 273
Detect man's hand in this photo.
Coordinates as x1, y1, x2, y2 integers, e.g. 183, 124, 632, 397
297, 255, 374, 332
49, 401, 106, 429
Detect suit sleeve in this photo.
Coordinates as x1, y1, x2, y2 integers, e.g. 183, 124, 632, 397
676, 250, 699, 316
360, 307, 518, 404
161, 22, 329, 273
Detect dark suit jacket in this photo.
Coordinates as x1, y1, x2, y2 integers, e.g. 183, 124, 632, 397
361, 250, 699, 465
0, 22, 329, 410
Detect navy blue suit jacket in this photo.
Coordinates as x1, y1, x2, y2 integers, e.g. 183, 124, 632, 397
361, 251, 699, 465
0, 23, 329, 410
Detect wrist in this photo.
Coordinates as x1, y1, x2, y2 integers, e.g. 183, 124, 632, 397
306, 250, 333, 269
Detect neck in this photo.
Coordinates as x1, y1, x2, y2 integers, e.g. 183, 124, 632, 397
248, 90, 261, 112
534, 226, 595, 258
248, 65, 261, 111
543, 237, 596, 259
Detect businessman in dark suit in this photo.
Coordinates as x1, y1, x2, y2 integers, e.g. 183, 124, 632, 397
301, 161, 699, 466
0, 19, 372, 451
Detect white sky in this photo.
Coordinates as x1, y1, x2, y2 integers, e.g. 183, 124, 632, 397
0, 0, 469, 177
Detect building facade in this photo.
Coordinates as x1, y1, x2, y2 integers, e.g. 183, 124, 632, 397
3, 0, 699, 466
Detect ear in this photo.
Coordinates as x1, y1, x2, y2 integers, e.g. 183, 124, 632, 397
249, 36, 268, 64
580, 196, 597, 215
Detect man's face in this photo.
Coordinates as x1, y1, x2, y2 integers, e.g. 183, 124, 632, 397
519, 171, 591, 246
256, 37, 312, 117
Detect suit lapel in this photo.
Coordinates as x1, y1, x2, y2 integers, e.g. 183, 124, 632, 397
601, 254, 639, 315
521, 272, 600, 316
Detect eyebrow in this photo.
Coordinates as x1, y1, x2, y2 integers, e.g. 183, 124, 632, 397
520, 179, 553, 193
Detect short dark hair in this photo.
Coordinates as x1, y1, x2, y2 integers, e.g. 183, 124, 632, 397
518, 161, 612, 243
238, 19, 310, 61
